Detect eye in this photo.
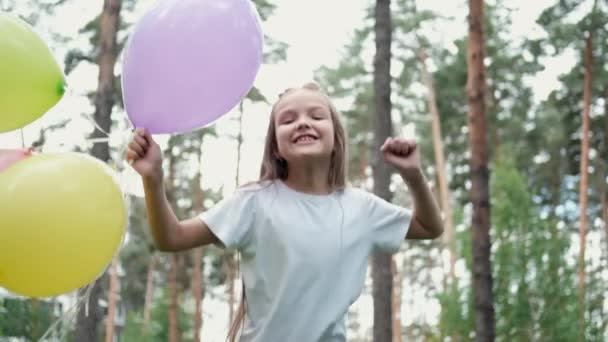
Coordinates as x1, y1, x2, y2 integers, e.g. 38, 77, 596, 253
311, 111, 326, 120
277, 111, 296, 125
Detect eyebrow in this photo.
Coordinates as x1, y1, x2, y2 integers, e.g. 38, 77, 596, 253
276, 109, 295, 118
275, 104, 329, 121
307, 105, 326, 112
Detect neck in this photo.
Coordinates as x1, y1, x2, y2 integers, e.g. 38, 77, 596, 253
283, 159, 331, 195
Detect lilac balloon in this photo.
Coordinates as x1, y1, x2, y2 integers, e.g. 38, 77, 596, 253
121, 0, 264, 134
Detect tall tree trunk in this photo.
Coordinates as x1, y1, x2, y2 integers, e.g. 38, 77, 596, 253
359, 146, 369, 184
227, 102, 245, 322
165, 141, 181, 342
466, 1, 495, 341
191, 155, 206, 341
104, 258, 120, 342
601, 180, 607, 247
603, 88, 608, 261
578, 31, 593, 330
191, 248, 204, 342
168, 254, 181, 342
417, 48, 457, 282
391, 258, 402, 342
74, 0, 122, 340
226, 254, 237, 323
371, 0, 394, 341
142, 253, 157, 324
235, 101, 244, 189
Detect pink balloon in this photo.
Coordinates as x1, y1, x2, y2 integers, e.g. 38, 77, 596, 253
0, 148, 32, 173
121, 0, 264, 134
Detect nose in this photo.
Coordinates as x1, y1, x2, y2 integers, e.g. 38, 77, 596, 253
295, 115, 312, 130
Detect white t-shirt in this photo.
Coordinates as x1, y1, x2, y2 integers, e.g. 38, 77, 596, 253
199, 180, 412, 342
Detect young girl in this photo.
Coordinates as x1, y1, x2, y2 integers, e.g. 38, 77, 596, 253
126, 82, 443, 341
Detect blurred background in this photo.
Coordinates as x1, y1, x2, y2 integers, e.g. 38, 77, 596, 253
0, 0, 606, 341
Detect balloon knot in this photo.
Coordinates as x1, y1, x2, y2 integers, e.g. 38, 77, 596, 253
57, 80, 66, 96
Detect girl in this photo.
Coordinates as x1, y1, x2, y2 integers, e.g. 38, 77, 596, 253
126, 82, 443, 341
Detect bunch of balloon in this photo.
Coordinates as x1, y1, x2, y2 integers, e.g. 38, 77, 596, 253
0, 0, 264, 298
0, 14, 127, 298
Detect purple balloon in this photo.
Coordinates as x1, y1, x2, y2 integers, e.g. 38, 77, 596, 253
121, 0, 264, 134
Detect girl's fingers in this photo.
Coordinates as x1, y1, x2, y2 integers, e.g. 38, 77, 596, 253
126, 149, 139, 162
142, 128, 156, 147
381, 137, 417, 156
129, 141, 145, 158
380, 137, 392, 151
134, 134, 148, 148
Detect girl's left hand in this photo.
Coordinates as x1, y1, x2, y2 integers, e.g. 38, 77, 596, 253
380, 137, 421, 174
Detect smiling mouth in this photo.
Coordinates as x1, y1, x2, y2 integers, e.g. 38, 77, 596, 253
293, 135, 319, 144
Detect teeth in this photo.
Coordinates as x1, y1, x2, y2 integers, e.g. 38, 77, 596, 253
296, 136, 315, 143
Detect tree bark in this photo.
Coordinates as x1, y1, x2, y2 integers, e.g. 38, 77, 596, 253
227, 101, 245, 323
578, 31, 593, 328
104, 258, 120, 342
417, 49, 457, 282
142, 254, 157, 324
466, 1, 495, 341
372, 0, 394, 341
165, 144, 181, 342
391, 258, 402, 342
191, 248, 204, 342
74, 0, 122, 340
168, 254, 181, 342
191, 163, 206, 342
600, 88, 608, 247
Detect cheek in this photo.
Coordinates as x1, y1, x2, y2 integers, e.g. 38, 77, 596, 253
275, 127, 291, 151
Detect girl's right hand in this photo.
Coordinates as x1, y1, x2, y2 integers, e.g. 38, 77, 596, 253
126, 128, 163, 181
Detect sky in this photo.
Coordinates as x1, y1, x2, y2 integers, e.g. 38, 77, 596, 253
0, 0, 580, 340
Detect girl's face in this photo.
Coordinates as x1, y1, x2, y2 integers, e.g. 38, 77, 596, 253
273, 89, 335, 164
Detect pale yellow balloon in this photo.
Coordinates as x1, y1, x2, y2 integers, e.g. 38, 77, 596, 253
0, 152, 126, 297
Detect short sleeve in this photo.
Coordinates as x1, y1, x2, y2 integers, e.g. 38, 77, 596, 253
363, 191, 412, 254
199, 188, 258, 251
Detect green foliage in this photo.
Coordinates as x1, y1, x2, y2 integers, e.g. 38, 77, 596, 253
439, 155, 583, 341
251, 0, 276, 21
0, 298, 56, 341
537, 0, 607, 54
121, 289, 193, 342
122, 311, 154, 342
150, 289, 193, 342
433, 2, 544, 206
120, 197, 155, 312
437, 282, 473, 341
315, 0, 436, 185
491, 153, 580, 341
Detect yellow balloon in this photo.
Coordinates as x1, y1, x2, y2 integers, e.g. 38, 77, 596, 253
0, 153, 126, 297
0, 13, 65, 133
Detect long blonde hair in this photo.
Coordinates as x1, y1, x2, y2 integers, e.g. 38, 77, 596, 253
226, 82, 348, 341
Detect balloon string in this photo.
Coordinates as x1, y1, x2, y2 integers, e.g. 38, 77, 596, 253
20, 129, 25, 148
85, 115, 111, 137
87, 137, 110, 143
37, 281, 95, 341
30, 80, 134, 340
37, 130, 134, 342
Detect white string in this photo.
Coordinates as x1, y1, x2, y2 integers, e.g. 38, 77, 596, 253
37, 129, 134, 341
37, 281, 95, 341
20, 128, 25, 148
30, 82, 137, 341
